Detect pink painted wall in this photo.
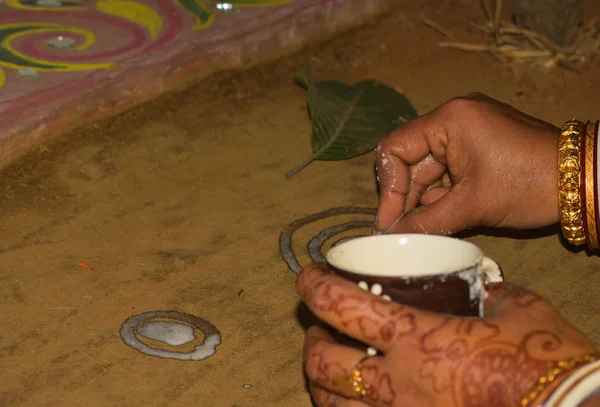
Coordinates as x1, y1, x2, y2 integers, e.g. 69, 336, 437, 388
0, 0, 397, 169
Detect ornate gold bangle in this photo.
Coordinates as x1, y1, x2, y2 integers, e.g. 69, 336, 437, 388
581, 122, 589, 243
521, 352, 600, 407
558, 119, 586, 246
585, 121, 598, 249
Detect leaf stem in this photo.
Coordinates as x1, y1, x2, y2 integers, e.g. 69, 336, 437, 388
285, 153, 318, 177
296, 67, 312, 89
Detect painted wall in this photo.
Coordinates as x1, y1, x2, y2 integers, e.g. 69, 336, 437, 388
0, 0, 396, 169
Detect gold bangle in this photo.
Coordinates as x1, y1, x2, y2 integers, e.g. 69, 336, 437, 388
585, 121, 598, 249
558, 119, 586, 246
521, 352, 600, 407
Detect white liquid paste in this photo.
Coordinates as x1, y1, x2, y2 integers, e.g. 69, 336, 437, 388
120, 310, 221, 361
136, 321, 196, 346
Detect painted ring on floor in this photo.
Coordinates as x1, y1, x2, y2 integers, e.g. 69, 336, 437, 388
120, 310, 221, 361
279, 207, 377, 274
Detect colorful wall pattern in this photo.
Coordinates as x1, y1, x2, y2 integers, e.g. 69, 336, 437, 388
0, 0, 395, 170
0, 0, 292, 90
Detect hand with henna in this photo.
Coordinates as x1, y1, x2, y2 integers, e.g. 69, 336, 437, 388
374, 92, 560, 235
297, 263, 598, 407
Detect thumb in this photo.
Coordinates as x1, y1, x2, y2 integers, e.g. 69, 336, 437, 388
482, 282, 544, 317
384, 185, 479, 235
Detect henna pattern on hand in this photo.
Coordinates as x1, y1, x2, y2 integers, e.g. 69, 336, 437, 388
300, 269, 594, 407
487, 282, 544, 309
309, 382, 340, 407
419, 320, 560, 407
301, 272, 419, 405
307, 273, 417, 343
305, 336, 396, 405
304, 334, 353, 391
360, 362, 396, 406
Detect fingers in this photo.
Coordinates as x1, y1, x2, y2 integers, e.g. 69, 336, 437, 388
383, 184, 477, 235
419, 173, 452, 206
404, 155, 448, 215
420, 187, 450, 206
296, 263, 439, 353
482, 282, 545, 317
374, 115, 449, 232
305, 325, 395, 407
309, 382, 367, 407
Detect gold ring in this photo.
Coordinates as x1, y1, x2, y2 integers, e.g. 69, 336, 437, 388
334, 355, 371, 399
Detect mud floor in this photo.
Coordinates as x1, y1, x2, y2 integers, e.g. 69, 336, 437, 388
2, 1, 600, 406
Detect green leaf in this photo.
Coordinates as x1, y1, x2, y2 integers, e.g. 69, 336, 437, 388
286, 68, 418, 177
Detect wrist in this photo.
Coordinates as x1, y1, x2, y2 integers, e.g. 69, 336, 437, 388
548, 126, 560, 224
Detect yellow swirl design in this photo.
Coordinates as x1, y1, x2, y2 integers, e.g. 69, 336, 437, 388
0, 23, 112, 71
0, 0, 296, 90
6, 0, 84, 11
95, 0, 163, 40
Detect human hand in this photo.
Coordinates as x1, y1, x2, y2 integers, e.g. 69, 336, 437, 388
297, 263, 597, 407
374, 92, 560, 235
